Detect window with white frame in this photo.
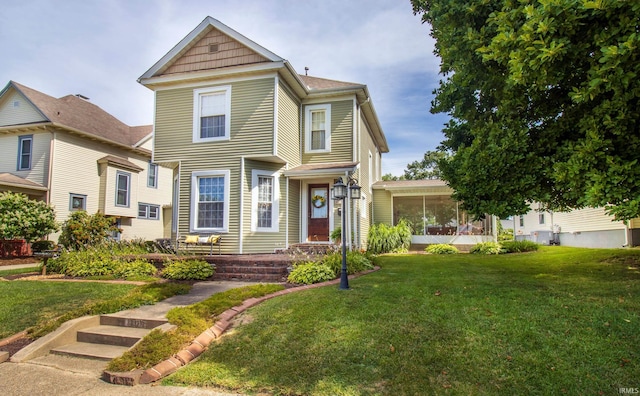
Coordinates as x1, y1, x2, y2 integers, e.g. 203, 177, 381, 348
147, 162, 158, 188
305, 104, 331, 152
193, 86, 231, 142
69, 193, 87, 211
190, 170, 230, 232
115, 171, 130, 207
251, 170, 279, 232
17, 135, 33, 171
138, 203, 160, 220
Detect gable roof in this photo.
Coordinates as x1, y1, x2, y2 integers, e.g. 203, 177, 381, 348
2, 81, 152, 150
299, 75, 364, 91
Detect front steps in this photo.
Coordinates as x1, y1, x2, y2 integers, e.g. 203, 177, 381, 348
49, 314, 169, 361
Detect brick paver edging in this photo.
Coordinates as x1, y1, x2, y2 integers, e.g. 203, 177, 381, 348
102, 266, 380, 386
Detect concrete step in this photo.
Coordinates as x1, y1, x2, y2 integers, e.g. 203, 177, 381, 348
77, 325, 151, 347
50, 342, 129, 361
100, 314, 168, 329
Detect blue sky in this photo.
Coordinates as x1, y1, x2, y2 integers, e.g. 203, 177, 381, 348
0, 0, 449, 176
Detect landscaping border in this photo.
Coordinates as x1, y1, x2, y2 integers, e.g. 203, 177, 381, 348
102, 266, 380, 386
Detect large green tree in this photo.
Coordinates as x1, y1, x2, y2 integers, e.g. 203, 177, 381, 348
403, 150, 449, 180
412, 0, 640, 220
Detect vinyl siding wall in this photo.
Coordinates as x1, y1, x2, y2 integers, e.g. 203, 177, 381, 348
372, 189, 392, 226
514, 205, 625, 236
155, 78, 276, 253
0, 89, 47, 126
276, 81, 301, 166
358, 111, 379, 246
288, 179, 301, 245
0, 130, 50, 187
301, 100, 353, 164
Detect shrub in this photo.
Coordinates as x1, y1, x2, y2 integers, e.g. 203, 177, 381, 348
367, 219, 412, 254
425, 244, 459, 254
31, 240, 56, 252
287, 262, 336, 285
469, 241, 504, 255
321, 250, 374, 276
0, 191, 59, 244
113, 259, 157, 279
501, 240, 540, 253
58, 211, 120, 250
161, 260, 214, 280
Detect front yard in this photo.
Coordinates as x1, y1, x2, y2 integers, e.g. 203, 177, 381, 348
164, 247, 640, 395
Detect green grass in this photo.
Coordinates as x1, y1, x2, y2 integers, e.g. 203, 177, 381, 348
0, 281, 190, 339
164, 247, 640, 395
0, 266, 40, 277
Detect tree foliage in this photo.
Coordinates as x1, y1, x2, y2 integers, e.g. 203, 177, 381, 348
0, 191, 58, 242
412, 0, 640, 220
403, 150, 449, 180
58, 211, 120, 250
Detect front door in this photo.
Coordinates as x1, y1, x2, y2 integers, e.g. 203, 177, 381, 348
308, 184, 329, 241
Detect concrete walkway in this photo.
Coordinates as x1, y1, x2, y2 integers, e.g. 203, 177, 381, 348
0, 281, 256, 395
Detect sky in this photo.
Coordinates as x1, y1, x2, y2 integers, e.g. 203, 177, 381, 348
0, 0, 449, 176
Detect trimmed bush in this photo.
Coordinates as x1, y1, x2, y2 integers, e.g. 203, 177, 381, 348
501, 240, 540, 253
425, 244, 459, 254
58, 211, 120, 250
469, 241, 504, 255
113, 259, 157, 279
161, 260, 214, 280
287, 262, 336, 285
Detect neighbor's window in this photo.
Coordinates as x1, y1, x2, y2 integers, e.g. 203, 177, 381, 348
190, 170, 230, 232
17, 135, 33, 171
147, 162, 158, 188
251, 170, 279, 232
519, 215, 525, 227
138, 203, 160, 220
539, 213, 545, 225
115, 171, 131, 207
305, 104, 331, 152
193, 86, 231, 143
69, 193, 87, 211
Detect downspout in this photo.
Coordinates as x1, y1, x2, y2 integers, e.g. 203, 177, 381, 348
285, 174, 289, 249
239, 157, 245, 254
623, 220, 629, 247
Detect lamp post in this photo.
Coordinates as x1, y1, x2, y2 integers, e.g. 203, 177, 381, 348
331, 175, 361, 290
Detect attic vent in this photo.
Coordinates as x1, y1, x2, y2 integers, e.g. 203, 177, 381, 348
209, 43, 219, 53
75, 94, 90, 101
12, 101, 20, 108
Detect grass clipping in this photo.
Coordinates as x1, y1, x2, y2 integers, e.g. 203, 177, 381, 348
107, 283, 284, 372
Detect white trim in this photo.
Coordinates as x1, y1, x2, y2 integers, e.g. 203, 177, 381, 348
115, 170, 131, 208
172, 174, 179, 233
301, 180, 335, 242
302, 94, 356, 106
141, 64, 284, 88
190, 169, 230, 233
239, 157, 245, 253
273, 77, 279, 157
149, 71, 279, 92
304, 104, 331, 153
353, 98, 358, 162
251, 169, 280, 232
193, 86, 231, 143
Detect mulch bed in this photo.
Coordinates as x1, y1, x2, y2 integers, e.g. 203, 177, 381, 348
0, 337, 33, 357
0, 257, 40, 267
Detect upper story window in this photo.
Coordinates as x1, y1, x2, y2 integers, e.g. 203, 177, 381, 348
305, 104, 331, 153
148, 162, 158, 188
17, 135, 33, 171
251, 170, 279, 232
190, 170, 230, 233
519, 215, 525, 227
193, 86, 231, 143
115, 171, 131, 207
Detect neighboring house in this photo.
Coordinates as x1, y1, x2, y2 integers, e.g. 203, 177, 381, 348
514, 203, 640, 248
0, 81, 173, 242
371, 179, 497, 248
138, 16, 388, 253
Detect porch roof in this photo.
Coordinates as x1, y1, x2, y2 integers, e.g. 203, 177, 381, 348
0, 173, 48, 192
372, 179, 453, 195
283, 162, 358, 179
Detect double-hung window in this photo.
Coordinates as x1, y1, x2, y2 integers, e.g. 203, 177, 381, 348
115, 171, 131, 207
251, 170, 279, 232
193, 86, 231, 142
147, 162, 158, 188
17, 135, 33, 171
138, 203, 160, 220
191, 170, 230, 232
305, 104, 331, 152
69, 193, 87, 211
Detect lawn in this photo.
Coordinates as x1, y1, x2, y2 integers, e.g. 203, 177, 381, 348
165, 247, 640, 395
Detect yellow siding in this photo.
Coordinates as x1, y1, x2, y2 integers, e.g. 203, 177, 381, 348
552, 207, 625, 233
276, 81, 301, 166
372, 189, 392, 226
288, 179, 301, 245
0, 89, 47, 126
0, 130, 50, 187
302, 100, 353, 164
630, 218, 640, 229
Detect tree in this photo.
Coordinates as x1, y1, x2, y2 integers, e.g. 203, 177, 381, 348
0, 191, 58, 243
411, 0, 640, 220
382, 173, 404, 181
58, 211, 121, 250
403, 150, 449, 180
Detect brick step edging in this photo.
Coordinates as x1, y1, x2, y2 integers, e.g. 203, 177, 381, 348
102, 266, 381, 386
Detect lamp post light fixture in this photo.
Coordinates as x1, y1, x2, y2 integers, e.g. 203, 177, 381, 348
331, 175, 361, 290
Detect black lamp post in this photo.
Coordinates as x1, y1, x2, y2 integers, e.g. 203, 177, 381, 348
331, 175, 361, 290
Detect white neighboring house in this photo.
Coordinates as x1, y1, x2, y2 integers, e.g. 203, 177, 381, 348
0, 81, 172, 242
513, 203, 640, 248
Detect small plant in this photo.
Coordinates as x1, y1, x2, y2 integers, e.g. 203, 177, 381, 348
367, 219, 412, 254
330, 227, 342, 243
58, 211, 120, 250
161, 259, 214, 280
425, 244, 459, 254
469, 241, 504, 255
113, 259, 157, 280
287, 261, 336, 285
321, 250, 374, 276
501, 240, 540, 253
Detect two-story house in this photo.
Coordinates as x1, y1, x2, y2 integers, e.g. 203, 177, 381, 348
139, 16, 388, 254
0, 81, 173, 242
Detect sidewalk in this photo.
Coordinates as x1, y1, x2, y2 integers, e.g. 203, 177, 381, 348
0, 281, 256, 395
